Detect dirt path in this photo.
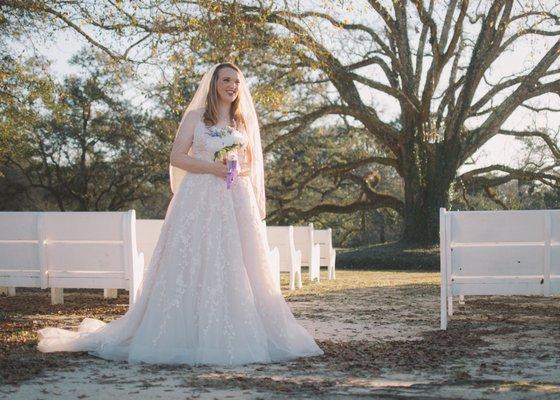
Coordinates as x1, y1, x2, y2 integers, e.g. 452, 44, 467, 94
1, 270, 559, 399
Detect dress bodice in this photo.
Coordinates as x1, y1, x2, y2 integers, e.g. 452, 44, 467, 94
191, 118, 249, 163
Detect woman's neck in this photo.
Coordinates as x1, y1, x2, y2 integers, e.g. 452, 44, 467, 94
217, 101, 231, 123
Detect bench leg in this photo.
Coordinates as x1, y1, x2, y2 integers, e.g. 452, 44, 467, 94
328, 263, 336, 280
0, 287, 16, 296
104, 288, 118, 299
447, 296, 453, 316
297, 270, 302, 289
51, 288, 64, 305
289, 271, 295, 291
440, 289, 447, 330
459, 295, 465, 305
310, 265, 320, 283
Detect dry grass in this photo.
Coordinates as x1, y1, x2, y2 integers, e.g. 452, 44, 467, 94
0, 289, 131, 385
0, 270, 437, 385
282, 268, 439, 298
2, 270, 560, 399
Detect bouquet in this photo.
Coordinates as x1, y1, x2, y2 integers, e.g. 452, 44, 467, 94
225, 152, 239, 189
211, 127, 244, 189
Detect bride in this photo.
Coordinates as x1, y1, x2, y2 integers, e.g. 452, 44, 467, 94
37, 62, 324, 366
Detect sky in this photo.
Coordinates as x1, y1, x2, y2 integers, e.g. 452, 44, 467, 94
18, 1, 560, 173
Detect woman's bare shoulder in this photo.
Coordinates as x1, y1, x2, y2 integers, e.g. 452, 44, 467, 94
186, 107, 205, 120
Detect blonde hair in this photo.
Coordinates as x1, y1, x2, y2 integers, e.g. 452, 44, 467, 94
203, 62, 247, 131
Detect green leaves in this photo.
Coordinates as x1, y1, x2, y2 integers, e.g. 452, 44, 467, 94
213, 143, 243, 162
0, 47, 170, 212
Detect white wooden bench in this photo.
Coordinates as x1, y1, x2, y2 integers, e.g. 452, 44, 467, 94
293, 223, 321, 282
259, 221, 292, 290
0, 210, 144, 306
136, 219, 164, 270
265, 225, 302, 290
268, 246, 281, 291
313, 228, 336, 279
439, 208, 560, 329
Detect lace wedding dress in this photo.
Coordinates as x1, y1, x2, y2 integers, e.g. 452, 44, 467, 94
37, 115, 324, 365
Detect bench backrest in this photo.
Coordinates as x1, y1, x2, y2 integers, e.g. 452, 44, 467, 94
440, 208, 560, 296
0, 212, 42, 287
293, 224, 314, 266
313, 228, 334, 265
136, 219, 164, 269
266, 225, 297, 268
0, 210, 138, 290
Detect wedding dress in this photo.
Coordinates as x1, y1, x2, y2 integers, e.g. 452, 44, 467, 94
37, 114, 324, 366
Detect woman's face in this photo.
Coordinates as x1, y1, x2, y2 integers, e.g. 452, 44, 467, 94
216, 67, 240, 104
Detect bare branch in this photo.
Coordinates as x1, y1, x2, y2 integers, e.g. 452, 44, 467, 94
263, 104, 401, 156
498, 128, 560, 159
458, 164, 560, 188
462, 37, 560, 161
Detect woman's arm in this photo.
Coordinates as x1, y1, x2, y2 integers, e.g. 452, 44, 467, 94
170, 110, 227, 178
239, 140, 252, 177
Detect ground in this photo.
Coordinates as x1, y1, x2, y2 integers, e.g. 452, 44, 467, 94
1, 270, 559, 399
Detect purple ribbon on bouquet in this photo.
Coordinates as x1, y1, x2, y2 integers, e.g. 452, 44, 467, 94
226, 158, 238, 189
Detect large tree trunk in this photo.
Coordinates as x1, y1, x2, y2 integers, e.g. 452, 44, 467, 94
401, 141, 455, 245
402, 178, 451, 244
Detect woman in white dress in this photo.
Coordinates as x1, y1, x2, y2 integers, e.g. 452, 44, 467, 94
36, 62, 324, 366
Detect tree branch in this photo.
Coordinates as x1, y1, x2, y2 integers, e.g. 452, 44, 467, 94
498, 128, 560, 159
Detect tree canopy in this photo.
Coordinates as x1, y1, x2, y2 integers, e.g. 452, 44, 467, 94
2, 0, 559, 245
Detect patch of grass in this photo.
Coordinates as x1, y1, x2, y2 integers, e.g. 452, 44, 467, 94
336, 241, 439, 270
281, 269, 439, 300
0, 288, 128, 385
3, 269, 559, 398
1, 271, 440, 385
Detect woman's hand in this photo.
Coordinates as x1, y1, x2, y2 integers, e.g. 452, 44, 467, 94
238, 159, 251, 177
210, 162, 228, 178
229, 149, 250, 176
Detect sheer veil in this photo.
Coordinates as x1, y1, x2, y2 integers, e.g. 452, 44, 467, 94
169, 63, 266, 220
